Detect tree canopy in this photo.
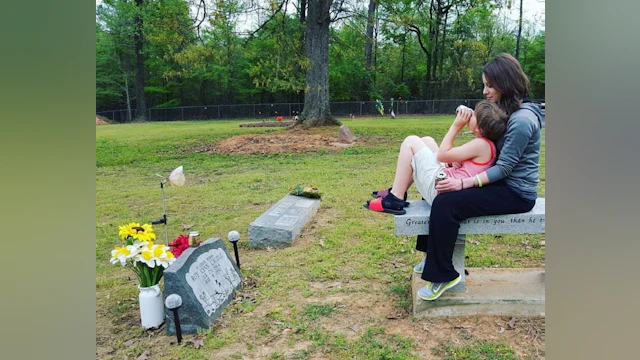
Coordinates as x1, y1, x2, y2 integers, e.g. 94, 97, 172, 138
96, 0, 545, 118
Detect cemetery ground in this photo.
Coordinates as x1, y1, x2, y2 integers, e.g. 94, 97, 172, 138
96, 116, 546, 359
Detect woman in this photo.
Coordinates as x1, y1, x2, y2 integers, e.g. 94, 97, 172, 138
415, 53, 544, 301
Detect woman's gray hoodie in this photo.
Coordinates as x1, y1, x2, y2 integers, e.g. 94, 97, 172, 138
486, 102, 544, 200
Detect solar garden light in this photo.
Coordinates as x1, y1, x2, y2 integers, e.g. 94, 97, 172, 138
164, 294, 183, 344
152, 166, 185, 244
227, 230, 241, 268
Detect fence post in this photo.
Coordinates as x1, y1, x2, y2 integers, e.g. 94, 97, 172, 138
148, 109, 151, 121
360, 102, 363, 115
181, 107, 184, 121
112, 111, 115, 121
289, 104, 292, 117
218, 105, 221, 119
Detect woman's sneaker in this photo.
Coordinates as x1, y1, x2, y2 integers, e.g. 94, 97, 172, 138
417, 276, 461, 301
413, 255, 427, 273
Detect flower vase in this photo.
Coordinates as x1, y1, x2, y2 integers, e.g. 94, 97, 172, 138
138, 284, 165, 329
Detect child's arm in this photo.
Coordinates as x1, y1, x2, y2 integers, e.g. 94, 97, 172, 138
436, 110, 485, 163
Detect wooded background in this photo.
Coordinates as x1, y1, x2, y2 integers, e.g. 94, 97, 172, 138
96, 0, 545, 122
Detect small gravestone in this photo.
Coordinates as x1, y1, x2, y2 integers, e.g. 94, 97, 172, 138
163, 238, 242, 335
249, 195, 321, 248
338, 125, 355, 143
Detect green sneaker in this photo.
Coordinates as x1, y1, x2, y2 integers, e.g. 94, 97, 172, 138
413, 255, 427, 273
417, 275, 461, 301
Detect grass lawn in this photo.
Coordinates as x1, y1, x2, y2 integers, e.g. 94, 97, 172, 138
96, 116, 545, 359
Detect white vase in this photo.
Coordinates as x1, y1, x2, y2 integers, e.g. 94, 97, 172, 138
138, 284, 165, 329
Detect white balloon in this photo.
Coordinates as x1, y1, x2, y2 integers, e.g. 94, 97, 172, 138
168, 166, 185, 187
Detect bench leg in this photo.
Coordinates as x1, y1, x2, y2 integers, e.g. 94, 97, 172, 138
449, 235, 466, 292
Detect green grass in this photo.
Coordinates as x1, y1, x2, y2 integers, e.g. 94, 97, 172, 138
96, 116, 545, 359
433, 340, 519, 360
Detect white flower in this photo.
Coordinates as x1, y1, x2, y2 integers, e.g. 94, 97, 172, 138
110, 246, 132, 266
152, 245, 176, 268
135, 250, 156, 268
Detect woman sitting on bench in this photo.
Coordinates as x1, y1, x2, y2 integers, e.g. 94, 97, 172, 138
414, 53, 544, 301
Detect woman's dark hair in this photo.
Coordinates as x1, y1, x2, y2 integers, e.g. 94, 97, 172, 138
482, 53, 530, 116
474, 100, 508, 142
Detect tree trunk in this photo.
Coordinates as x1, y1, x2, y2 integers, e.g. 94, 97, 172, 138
124, 76, 132, 122
439, 9, 448, 96
134, 0, 147, 120
400, 30, 407, 82
423, 1, 435, 100
297, 0, 341, 127
299, 0, 306, 23
515, 0, 523, 59
363, 0, 376, 99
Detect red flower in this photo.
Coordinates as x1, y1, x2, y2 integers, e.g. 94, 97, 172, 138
169, 234, 190, 258
276, 116, 283, 121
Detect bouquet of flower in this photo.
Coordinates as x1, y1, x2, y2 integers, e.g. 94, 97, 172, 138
289, 184, 322, 199
110, 223, 176, 287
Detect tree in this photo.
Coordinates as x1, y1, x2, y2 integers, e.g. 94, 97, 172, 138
297, 0, 341, 127
96, 0, 138, 118
515, 0, 523, 59
134, 0, 147, 120
363, 0, 376, 99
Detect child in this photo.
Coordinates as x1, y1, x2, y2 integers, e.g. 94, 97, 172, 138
365, 100, 508, 215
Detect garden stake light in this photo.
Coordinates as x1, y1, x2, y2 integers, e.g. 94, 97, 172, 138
227, 230, 241, 268
152, 166, 185, 244
165, 294, 183, 344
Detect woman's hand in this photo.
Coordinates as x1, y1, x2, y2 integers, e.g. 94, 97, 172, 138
435, 177, 464, 193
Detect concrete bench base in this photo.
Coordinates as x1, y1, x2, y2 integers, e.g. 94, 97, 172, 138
412, 268, 545, 318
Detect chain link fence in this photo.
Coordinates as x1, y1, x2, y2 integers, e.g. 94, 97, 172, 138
97, 99, 544, 123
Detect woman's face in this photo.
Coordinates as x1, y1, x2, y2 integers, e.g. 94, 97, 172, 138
482, 73, 501, 103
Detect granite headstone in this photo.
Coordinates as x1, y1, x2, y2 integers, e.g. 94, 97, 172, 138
163, 238, 242, 335
249, 195, 321, 248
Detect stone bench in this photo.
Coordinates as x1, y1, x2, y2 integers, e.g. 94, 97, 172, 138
394, 197, 545, 293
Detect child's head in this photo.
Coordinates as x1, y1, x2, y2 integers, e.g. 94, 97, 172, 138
470, 100, 508, 141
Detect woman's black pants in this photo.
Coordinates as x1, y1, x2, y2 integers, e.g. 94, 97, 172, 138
417, 181, 536, 283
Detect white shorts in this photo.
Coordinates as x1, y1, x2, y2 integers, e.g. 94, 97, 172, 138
411, 147, 446, 204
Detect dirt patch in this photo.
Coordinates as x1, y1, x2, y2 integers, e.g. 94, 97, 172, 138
195, 127, 355, 155
96, 116, 109, 125
239, 121, 295, 127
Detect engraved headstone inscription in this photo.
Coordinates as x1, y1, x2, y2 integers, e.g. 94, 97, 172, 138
249, 195, 321, 248
163, 238, 242, 335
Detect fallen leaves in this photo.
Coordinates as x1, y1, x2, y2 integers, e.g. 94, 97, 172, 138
454, 325, 476, 329
187, 338, 204, 349
507, 317, 519, 329
234, 292, 256, 303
